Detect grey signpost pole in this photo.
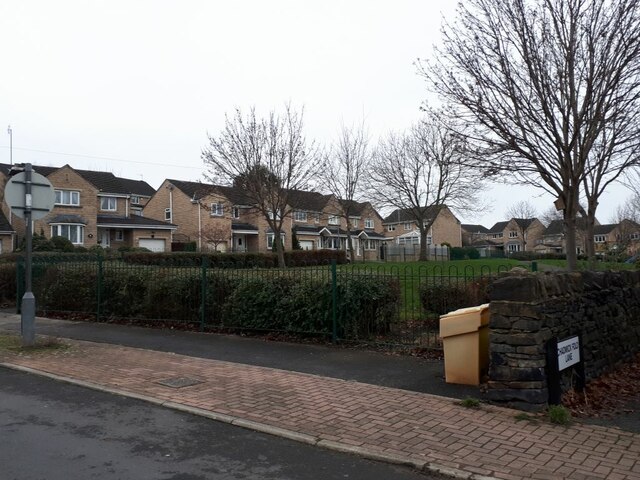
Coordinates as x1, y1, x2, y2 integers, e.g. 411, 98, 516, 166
21, 163, 36, 346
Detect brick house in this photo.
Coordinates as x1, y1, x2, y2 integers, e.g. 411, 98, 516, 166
0, 209, 15, 254
594, 220, 640, 257
143, 179, 388, 259
534, 219, 591, 255
382, 205, 462, 247
0, 163, 175, 251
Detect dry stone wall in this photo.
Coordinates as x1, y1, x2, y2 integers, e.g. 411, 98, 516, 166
488, 270, 640, 410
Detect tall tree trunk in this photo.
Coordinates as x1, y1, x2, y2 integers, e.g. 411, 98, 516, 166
583, 201, 598, 268
419, 228, 428, 261
563, 211, 578, 271
274, 230, 286, 268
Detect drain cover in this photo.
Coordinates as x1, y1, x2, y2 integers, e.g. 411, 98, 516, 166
157, 377, 203, 388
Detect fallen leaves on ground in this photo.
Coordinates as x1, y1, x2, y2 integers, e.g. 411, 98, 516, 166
562, 353, 640, 418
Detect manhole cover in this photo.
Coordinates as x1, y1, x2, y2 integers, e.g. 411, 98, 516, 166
157, 377, 203, 388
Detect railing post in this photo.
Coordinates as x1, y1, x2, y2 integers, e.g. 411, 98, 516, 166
200, 255, 208, 331
96, 254, 103, 321
531, 261, 538, 272
331, 259, 337, 344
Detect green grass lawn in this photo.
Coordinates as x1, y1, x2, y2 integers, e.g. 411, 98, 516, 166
340, 258, 525, 276
537, 259, 637, 271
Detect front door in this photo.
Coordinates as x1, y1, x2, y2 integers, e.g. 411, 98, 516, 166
235, 235, 246, 252
100, 229, 110, 248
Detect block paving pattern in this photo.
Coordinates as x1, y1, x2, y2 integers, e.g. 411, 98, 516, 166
2, 340, 640, 480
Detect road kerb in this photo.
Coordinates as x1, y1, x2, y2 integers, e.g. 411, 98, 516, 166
0, 361, 500, 480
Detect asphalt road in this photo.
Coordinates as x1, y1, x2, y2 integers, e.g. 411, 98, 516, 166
0, 312, 480, 400
0, 367, 446, 480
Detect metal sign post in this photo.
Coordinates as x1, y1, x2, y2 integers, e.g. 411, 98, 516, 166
545, 334, 585, 405
4, 163, 55, 346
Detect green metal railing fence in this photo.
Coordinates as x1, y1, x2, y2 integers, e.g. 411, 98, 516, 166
16, 255, 520, 348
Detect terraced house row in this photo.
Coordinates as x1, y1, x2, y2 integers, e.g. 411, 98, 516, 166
0, 164, 464, 257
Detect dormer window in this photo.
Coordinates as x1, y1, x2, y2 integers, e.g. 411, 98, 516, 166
232, 207, 240, 219
365, 218, 374, 229
131, 195, 140, 205
328, 215, 340, 225
509, 231, 518, 238
293, 211, 307, 222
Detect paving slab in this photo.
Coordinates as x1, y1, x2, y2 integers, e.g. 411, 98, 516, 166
2, 338, 640, 480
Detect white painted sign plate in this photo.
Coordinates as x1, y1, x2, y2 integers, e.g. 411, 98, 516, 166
557, 336, 580, 371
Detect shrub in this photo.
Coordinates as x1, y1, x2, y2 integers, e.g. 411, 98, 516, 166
0, 263, 17, 304
547, 405, 572, 425
450, 247, 480, 260
49, 236, 75, 252
420, 277, 492, 316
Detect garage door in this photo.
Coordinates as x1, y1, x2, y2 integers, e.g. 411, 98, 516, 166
139, 238, 166, 252
299, 240, 314, 251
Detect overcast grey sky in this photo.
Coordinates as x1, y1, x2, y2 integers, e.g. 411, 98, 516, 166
0, 0, 632, 227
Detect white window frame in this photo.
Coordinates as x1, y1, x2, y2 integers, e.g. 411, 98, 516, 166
509, 231, 518, 238
164, 208, 171, 221
328, 215, 340, 225
100, 197, 117, 211
130, 195, 140, 205
268, 210, 282, 221
267, 233, 286, 249
364, 239, 377, 250
387, 225, 396, 232
54, 190, 80, 206
293, 211, 307, 222
365, 218, 374, 229
508, 243, 521, 252
50, 224, 84, 245
404, 222, 413, 231
350, 218, 359, 228
313, 213, 320, 223
594, 235, 606, 243
115, 230, 124, 241
232, 207, 240, 219
210, 203, 224, 217
631, 232, 640, 240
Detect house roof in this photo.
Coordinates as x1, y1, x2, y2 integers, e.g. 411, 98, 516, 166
513, 218, 536, 230
461, 224, 489, 234
0, 210, 15, 233
166, 179, 252, 205
0, 163, 155, 197
287, 190, 333, 212
232, 222, 258, 232
593, 224, 618, 235
97, 215, 176, 229
383, 206, 442, 224
544, 220, 564, 236
488, 221, 509, 233
48, 214, 88, 225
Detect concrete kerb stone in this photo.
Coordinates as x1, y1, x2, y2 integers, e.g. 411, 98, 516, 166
0, 361, 499, 480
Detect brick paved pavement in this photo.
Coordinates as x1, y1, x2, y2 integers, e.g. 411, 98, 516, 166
2, 339, 640, 480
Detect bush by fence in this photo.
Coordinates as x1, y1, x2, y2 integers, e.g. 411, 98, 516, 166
121, 249, 348, 267
29, 262, 398, 340
450, 247, 480, 260
419, 276, 492, 316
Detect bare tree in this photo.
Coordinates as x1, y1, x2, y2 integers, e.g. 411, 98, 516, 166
200, 224, 229, 252
506, 200, 538, 251
321, 122, 372, 260
540, 206, 564, 227
369, 113, 484, 261
202, 105, 318, 267
423, 0, 640, 270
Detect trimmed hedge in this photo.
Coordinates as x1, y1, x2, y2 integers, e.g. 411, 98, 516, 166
31, 264, 398, 340
0, 263, 16, 304
450, 247, 480, 260
121, 250, 348, 267
419, 277, 492, 316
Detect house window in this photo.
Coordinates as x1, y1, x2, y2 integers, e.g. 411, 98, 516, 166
404, 222, 412, 231
131, 195, 140, 205
50, 224, 84, 245
509, 231, 518, 238
365, 218, 374, 229
210, 203, 224, 216
314, 213, 320, 223
293, 211, 307, 222
398, 236, 420, 246
508, 243, 521, 252
232, 207, 240, 219
267, 233, 286, 249
492, 233, 503, 239
164, 208, 171, 221
132, 209, 143, 216
387, 225, 396, 232
54, 190, 80, 206
594, 235, 606, 243
100, 197, 117, 211
115, 230, 124, 241
323, 237, 341, 249
630, 232, 639, 241
268, 210, 282, 220
350, 217, 359, 228
328, 215, 340, 225
364, 240, 377, 250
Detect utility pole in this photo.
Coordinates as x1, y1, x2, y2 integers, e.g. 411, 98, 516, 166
7, 125, 12, 165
